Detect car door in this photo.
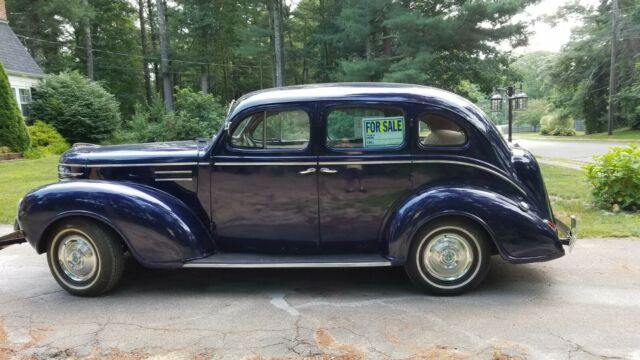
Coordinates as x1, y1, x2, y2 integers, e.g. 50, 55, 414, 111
318, 103, 414, 253
211, 104, 319, 253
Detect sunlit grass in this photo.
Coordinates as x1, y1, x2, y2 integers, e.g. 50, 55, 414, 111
0, 156, 58, 223
540, 164, 640, 238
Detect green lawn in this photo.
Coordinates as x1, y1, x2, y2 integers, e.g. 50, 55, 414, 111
0, 156, 638, 238
0, 156, 58, 223
541, 164, 640, 238
514, 128, 639, 142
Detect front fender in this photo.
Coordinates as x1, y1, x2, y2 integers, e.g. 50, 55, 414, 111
383, 186, 564, 264
18, 181, 214, 268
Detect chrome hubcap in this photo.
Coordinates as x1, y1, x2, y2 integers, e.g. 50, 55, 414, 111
423, 232, 473, 281
57, 234, 97, 282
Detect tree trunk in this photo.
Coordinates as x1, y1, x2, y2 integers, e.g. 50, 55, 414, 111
147, 0, 160, 94
82, 0, 94, 80
138, 0, 152, 104
155, 0, 173, 112
200, 64, 209, 93
268, 0, 285, 87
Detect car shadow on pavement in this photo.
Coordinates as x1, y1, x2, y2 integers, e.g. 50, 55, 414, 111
114, 255, 552, 298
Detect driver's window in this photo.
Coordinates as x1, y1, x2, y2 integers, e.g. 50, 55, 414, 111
230, 109, 310, 150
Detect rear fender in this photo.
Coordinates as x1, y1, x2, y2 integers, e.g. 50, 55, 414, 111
18, 181, 214, 268
382, 186, 564, 264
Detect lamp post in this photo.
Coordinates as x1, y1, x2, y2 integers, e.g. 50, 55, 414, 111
490, 85, 528, 143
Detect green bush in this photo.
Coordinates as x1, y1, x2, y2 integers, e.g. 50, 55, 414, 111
0, 63, 30, 152
585, 144, 640, 212
115, 88, 227, 143
540, 112, 575, 136
23, 120, 70, 158
30, 72, 121, 144
550, 127, 576, 136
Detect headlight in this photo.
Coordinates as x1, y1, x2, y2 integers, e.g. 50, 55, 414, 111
58, 164, 85, 181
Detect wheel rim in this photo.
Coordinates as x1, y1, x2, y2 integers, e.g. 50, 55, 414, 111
57, 233, 98, 282
422, 232, 473, 281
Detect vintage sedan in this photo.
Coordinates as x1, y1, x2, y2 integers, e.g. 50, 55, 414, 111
0, 83, 575, 296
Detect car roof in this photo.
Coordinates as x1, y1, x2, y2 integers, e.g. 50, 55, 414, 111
231, 82, 471, 114
224, 82, 512, 170
228, 83, 500, 140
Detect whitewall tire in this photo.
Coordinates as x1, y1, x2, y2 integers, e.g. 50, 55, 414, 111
47, 219, 125, 296
405, 218, 491, 295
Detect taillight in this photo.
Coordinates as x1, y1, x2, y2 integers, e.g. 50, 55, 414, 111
544, 219, 557, 231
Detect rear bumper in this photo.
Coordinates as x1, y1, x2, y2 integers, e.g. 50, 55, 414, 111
557, 215, 577, 252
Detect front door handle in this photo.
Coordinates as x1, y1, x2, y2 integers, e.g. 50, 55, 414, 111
298, 167, 317, 175
320, 167, 338, 174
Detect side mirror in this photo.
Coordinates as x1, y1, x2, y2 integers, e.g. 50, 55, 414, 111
224, 121, 231, 137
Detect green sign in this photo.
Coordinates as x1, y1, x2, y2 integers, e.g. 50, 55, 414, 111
362, 116, 405, 147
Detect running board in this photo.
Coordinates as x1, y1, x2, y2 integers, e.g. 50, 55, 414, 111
183, 253, 392, 268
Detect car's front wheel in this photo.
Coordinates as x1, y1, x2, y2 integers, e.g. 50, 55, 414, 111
405, 218, 491, 295
47, 219, 125, 296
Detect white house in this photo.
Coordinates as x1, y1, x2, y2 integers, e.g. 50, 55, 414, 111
0, 0, 44, 118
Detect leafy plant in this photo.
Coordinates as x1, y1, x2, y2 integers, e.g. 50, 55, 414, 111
23, 121, 70, 159
585, 144, 640, 212
115, 89, 227, 143
550, 127, 576, 136
30, 71, 121, 144
0, 63, 31, 153
540, 112, 575, 136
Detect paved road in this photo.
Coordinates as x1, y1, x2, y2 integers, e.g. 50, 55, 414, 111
1, 236, 640, 359
516, 139, 632, 163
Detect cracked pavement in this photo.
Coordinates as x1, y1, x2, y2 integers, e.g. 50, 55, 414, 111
1, 235, 640, 359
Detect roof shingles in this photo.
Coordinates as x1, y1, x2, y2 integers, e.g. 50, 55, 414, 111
0, 21, 44, 77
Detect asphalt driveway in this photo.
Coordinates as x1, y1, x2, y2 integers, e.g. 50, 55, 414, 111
1, 229, 639, 359
516, 139, 633, 164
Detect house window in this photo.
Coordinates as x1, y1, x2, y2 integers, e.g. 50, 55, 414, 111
17, 88, 32, 117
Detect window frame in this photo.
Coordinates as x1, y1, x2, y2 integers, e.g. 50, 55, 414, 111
416, 111, 470, 150
225, 106, 313, 154
323, 104, 408, 152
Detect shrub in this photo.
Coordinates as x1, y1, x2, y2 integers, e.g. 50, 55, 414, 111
0, 63, 30, 152
585, 144, 640, 212
23, 120, 70, 158
30, 72, 121, 144
550, 127, 576, 136
115, 88, 227, 143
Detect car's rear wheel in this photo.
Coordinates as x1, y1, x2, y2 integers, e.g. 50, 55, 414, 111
405, 218, 491, 295
47, 219, 124, 296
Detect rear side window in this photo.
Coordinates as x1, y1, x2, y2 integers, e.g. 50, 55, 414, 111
230, 109, 310, 150
326, 106, 405, 149
418, 113, 467, 146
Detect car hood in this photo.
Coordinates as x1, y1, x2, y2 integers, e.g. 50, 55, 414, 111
60, 140, 210, 166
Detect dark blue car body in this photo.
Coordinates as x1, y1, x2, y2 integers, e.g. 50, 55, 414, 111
14, 83, 571, 272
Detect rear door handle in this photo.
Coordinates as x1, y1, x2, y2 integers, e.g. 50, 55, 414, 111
320, 167, 338, 174
298, 167, 316, 175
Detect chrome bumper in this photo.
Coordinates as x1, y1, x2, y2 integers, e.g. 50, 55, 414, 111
557, 215, 577, 252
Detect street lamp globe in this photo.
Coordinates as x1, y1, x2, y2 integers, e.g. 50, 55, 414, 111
514, 90, 528, 111
490, 92, 503, 112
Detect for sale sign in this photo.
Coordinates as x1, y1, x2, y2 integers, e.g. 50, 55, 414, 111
362, 116, 405, 147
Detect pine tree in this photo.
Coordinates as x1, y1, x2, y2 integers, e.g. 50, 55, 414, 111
0, 64, 31, 153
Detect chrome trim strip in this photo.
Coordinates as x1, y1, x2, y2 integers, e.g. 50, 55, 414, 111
154, 178, 193, 182
183, 261, 393, 269
215, 162, 317, 166
413, 159, 526, 195
154, 170, 193, 174
319, 160, 412, 165
58, 171, 84, 177
58, 162, 199, 168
